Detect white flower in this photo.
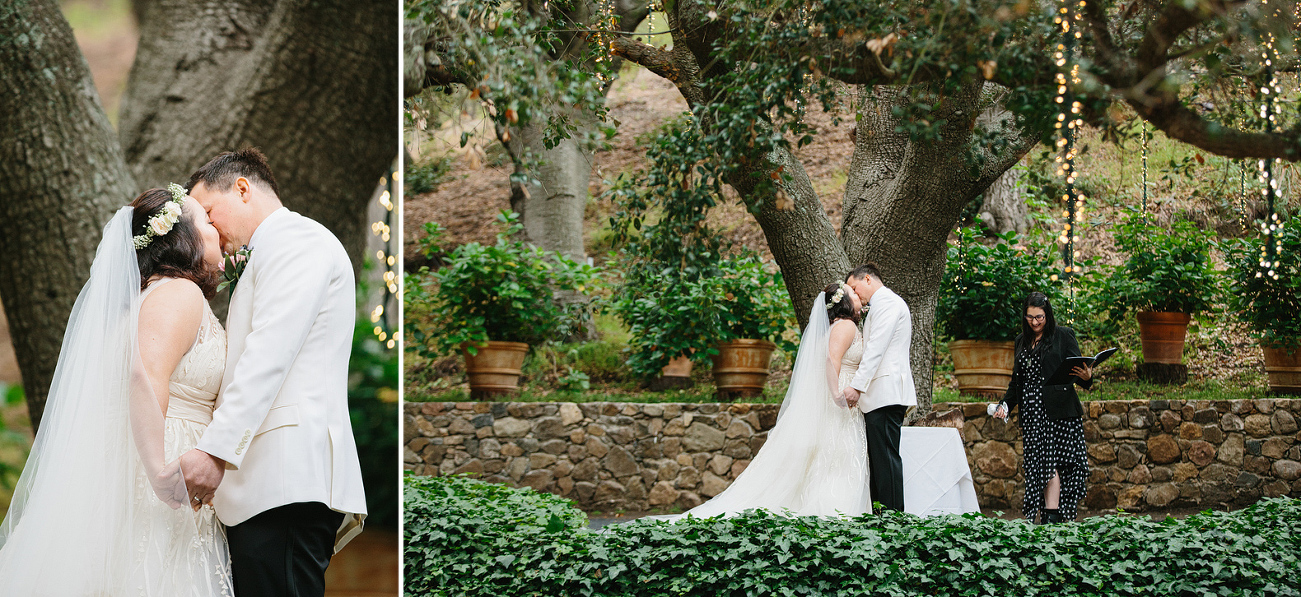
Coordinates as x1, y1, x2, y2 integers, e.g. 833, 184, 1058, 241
164, 201, 183, 219
149, 217, 171, 236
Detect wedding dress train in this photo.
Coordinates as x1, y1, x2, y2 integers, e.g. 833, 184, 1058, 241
653, 293, 870, 520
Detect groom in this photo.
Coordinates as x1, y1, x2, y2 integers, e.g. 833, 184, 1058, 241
178, 148, 367, 597
839, 263, 917, 513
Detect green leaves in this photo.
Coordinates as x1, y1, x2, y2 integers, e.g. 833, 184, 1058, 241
405, 475, 1301, 596
937, 228, 1065, 342
1095, 212, 1221, 317
404, 211, 600, 358
604, 117, 794, 380
1223, 213, 1301, 348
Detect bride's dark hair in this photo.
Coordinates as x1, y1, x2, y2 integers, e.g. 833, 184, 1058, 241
823, 283, 860, 323
130, 188, 220, 299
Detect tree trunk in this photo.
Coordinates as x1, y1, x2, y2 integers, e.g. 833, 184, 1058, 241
978, 160, 1028, 234
0, 0, 136, 430
508, 117, 593, 263
118, 0, 398, 274
840, 83, 1034, 417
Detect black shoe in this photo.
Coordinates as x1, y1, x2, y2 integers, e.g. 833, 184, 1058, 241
1041, 508, 1062, 524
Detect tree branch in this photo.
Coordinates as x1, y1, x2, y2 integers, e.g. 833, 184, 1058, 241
611, 36, 685, 84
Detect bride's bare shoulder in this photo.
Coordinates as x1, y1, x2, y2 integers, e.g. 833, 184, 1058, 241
140, 279, 204, 332
829, 318, 859, 336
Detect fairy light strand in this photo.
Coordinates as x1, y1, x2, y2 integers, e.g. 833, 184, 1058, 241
1140, 121, 1148, 223
371, 171, 398, 349
1051, 0, 1087, 321
1256, 34, 1283, 280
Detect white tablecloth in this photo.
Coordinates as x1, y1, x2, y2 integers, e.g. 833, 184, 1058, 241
900, 427, 981, 517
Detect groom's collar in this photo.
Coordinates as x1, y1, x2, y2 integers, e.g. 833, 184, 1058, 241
247, 207, 290, 250
868, 286, 891, 306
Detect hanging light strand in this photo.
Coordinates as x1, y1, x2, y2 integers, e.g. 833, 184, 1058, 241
371, 171, 398, 349
1256, 34, 1283, 280
1140, 121, 1149, 223
1051, 0, 1087, 321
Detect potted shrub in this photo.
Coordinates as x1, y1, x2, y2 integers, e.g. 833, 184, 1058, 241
404, 211, 598, 399
606, 254, 793, 399
1225, 213, 1301, 394
937, 228, 1064, 396
1098, 213, 1219, 372
711, 255, 796, 400
606, 272, 721, 387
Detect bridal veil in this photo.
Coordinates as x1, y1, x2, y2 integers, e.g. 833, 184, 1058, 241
0, 207, 187, 594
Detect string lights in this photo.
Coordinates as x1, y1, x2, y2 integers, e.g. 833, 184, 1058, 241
371, 170, 398, 349
1256, 33, 1283, 280
1051, 0, 1087, 319
1140, 121, 1148, 223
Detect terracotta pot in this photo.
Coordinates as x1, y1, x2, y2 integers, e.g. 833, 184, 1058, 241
661, 355, 694, 378
1136, 311, 1192, 365
947, 339, 1015, 397
710, 339, 776, 400
1262, 345, 1301, 395
462, 341, 529, 399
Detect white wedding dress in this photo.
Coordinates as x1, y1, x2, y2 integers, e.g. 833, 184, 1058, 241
651, 293, 870, 520
132, 278, 234, 596
0, 208, 233, 596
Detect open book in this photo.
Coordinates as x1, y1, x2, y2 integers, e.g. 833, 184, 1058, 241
1044, 347, 1118, 386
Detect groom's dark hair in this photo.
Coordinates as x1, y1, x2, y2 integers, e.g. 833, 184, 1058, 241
186, 147, 280, 197
847, 262, 884, 285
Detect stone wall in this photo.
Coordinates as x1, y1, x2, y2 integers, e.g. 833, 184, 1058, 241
404, 399, 1301, 513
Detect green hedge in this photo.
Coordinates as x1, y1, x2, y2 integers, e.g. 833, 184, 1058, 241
405, 475, 1301, 596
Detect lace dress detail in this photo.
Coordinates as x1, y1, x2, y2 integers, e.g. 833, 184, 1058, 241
133, 278, 233, 596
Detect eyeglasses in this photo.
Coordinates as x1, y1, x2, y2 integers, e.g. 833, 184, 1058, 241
1024, 314, 1046, 323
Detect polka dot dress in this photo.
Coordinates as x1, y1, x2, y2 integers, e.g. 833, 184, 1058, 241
1016, 347, 1089, 522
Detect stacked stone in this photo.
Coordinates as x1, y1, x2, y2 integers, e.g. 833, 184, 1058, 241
406, 399, 1301, 513
404, 402, 780, 512
957, 399, 1301, 512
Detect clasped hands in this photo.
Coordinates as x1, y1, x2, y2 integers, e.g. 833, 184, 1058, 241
838, 387, 861, 409
153, 449, 226, 511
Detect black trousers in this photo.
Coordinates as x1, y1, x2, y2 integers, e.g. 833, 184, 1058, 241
226, 501, 346, 597
864, 405, 907, 513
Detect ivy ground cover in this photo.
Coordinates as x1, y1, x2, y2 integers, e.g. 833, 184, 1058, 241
405, 475, 1301, 596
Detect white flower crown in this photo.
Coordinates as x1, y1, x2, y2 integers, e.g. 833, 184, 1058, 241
133, 183, 188, 250
826, 283, 854, 310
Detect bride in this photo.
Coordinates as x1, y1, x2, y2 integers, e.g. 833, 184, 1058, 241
0, 185, 234, 595
655, 283, 871, 520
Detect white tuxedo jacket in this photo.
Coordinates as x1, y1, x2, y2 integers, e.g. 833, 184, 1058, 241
199, 208, 367, 552
849, 286, 918, 414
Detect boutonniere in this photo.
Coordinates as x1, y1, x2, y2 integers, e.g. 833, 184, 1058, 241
217, 246, 253, 293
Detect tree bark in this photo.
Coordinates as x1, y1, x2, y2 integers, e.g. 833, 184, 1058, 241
840, 82, 1035, 417
0, 0, 136, 430
507, 116, 594, 263
118, 0, 398, 273
625, 8, 1038, 414
978, 163, 1029, 235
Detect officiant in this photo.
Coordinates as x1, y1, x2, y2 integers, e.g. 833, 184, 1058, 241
992, 291, 1093, 524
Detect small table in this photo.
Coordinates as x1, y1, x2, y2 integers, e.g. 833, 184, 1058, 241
900, 427, 981, 517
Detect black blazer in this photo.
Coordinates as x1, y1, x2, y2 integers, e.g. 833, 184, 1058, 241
1000, 326, 1093, 420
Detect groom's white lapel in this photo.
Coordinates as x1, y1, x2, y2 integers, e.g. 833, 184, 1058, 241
849, 287, 918, 413
200, 207, 367, 552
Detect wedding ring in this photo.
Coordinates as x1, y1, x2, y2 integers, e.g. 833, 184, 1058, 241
193, 496, 201, 502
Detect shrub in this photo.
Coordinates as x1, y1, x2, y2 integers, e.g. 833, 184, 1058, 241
404, 475, 1301, 596
1096, 213, 1221, 317
937, 228, 1065, 342
1223, 213, 1301, 348
404, 211, 599, 358
404, 156, 453, 197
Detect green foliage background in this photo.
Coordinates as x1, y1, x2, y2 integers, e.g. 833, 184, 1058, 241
937, 228, 1065, 342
